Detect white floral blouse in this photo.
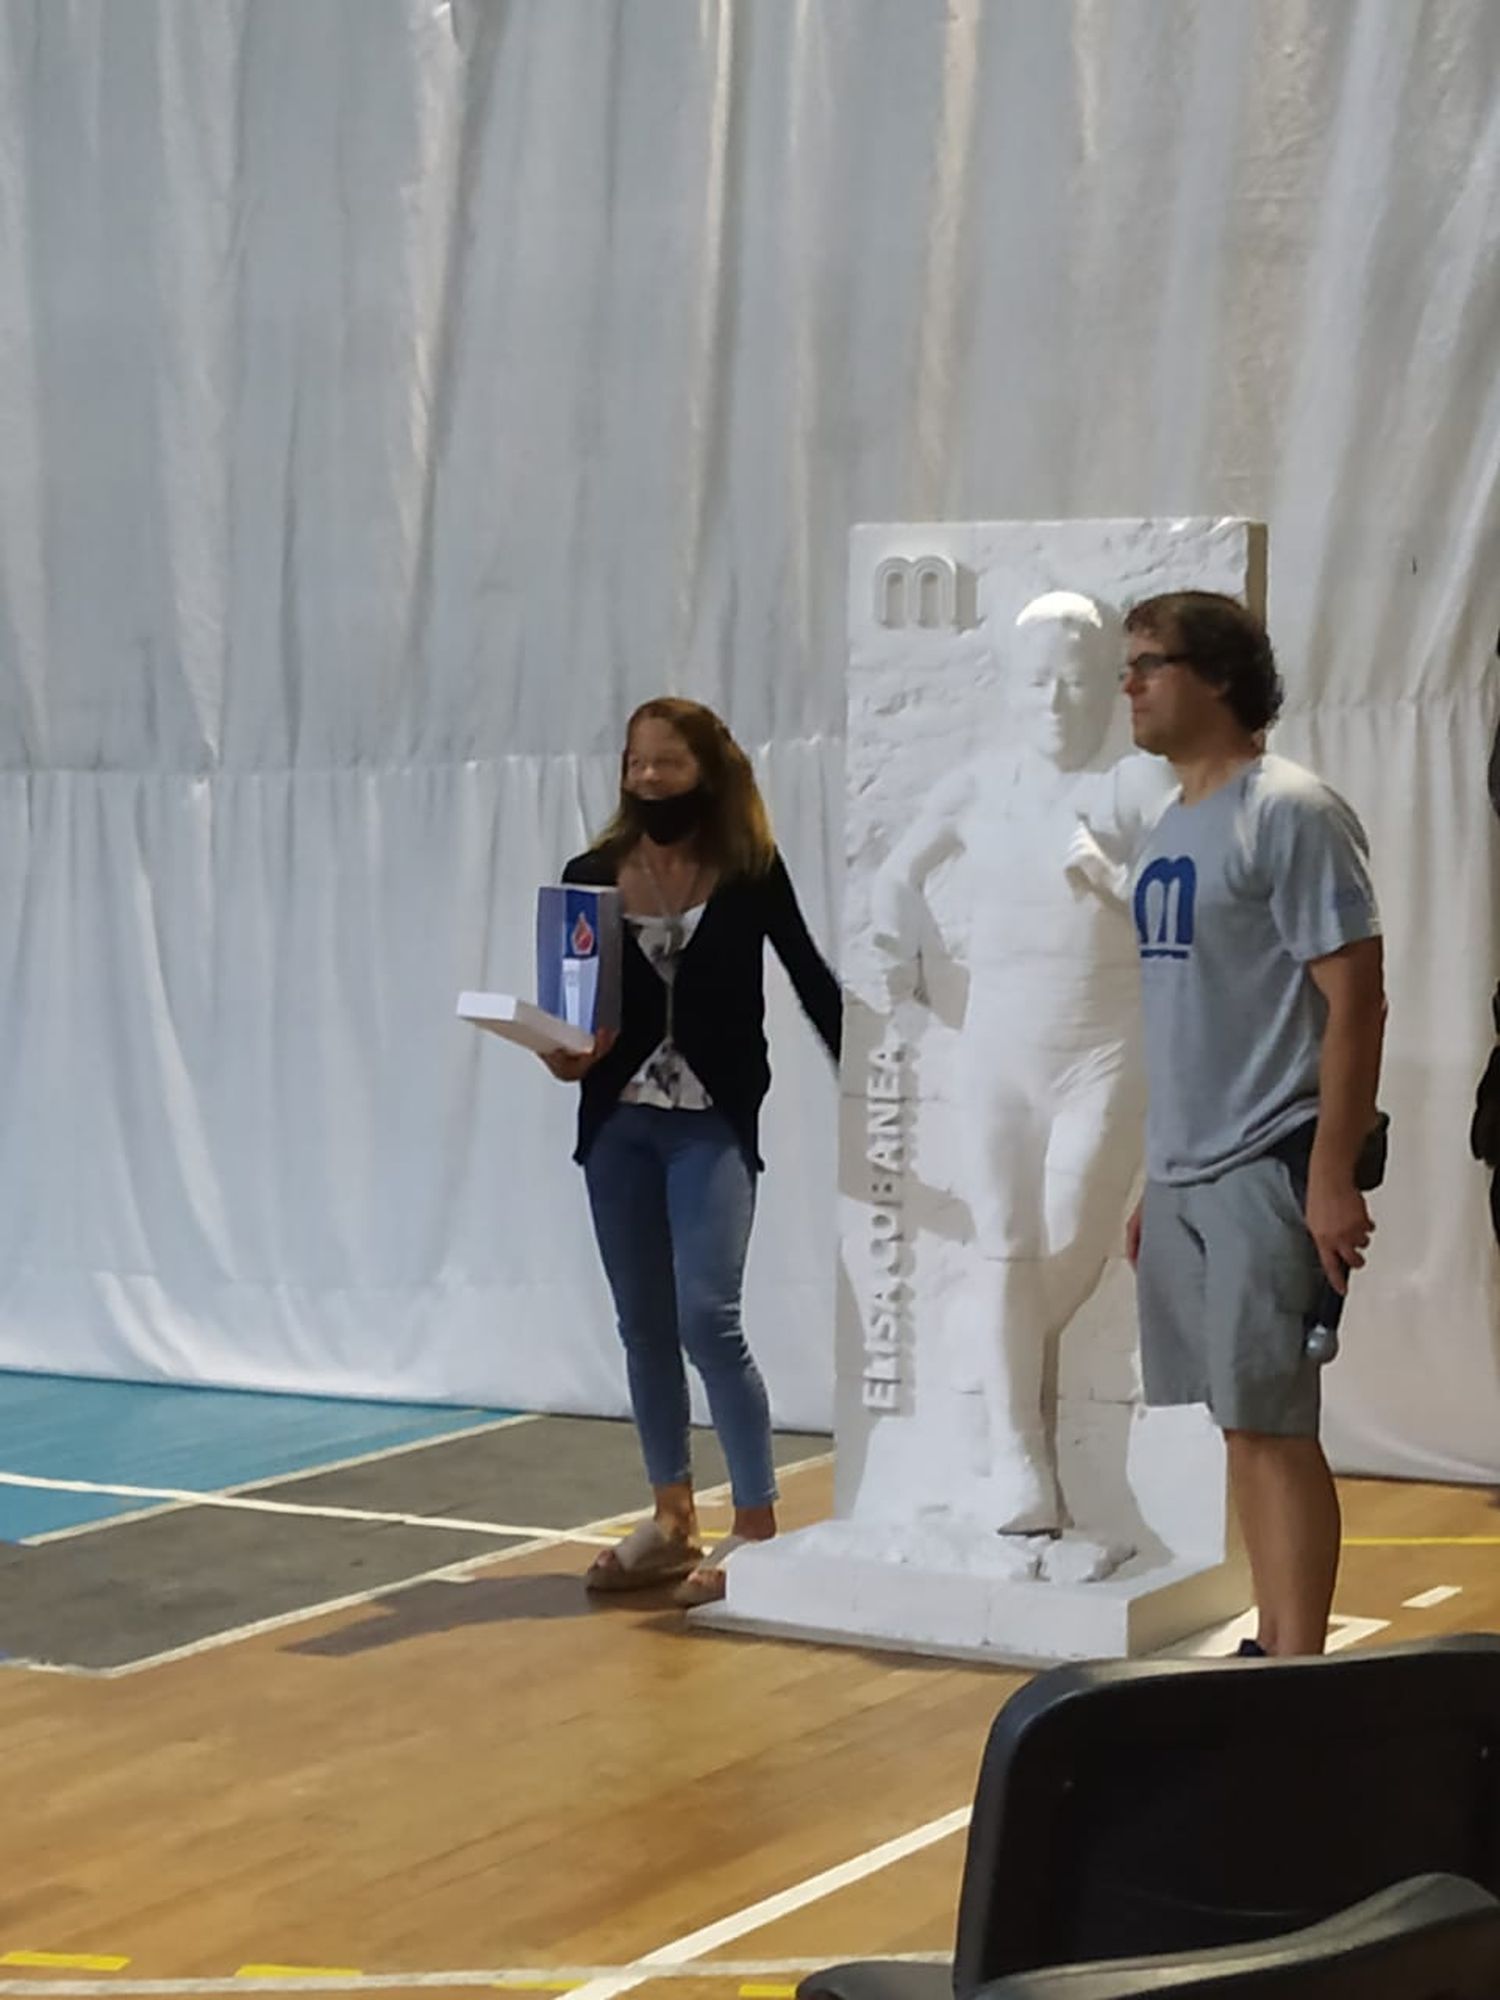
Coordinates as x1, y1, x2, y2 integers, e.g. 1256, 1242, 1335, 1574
619, 905, 713, 1110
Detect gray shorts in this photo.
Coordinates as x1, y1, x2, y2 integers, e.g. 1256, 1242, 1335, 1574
1136, 1155, 1326, 1437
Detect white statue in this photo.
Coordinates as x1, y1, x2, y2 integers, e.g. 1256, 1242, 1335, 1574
869, 592, 1175, 1536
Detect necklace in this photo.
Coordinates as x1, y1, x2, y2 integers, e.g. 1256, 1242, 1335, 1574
638, 847, 705, 955
636, 847, 705, 1049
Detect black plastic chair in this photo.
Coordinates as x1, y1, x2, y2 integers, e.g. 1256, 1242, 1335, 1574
800, 1636, 1500, 2000
974, 1874, 1500, 1998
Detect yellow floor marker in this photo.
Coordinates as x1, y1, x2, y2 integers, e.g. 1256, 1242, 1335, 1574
1345, 1535, 1500, 1548
235, 1968, 364, 1981
0, 1954, 131, 1972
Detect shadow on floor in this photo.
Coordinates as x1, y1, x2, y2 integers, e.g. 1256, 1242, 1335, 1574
281, 1566, 694, 1654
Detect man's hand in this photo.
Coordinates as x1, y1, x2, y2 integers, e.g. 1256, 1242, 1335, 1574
1304, 1166, 1374, 1294
539, 1028, 617, 1083
1125, 1198, 1143, 1268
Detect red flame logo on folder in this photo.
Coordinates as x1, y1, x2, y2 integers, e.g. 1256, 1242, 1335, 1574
570, 910, 597, 957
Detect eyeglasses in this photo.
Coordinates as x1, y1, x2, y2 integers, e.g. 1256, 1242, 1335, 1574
1118, 652, 1193, 686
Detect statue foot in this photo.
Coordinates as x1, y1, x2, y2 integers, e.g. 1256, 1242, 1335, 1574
1039, 1535, 1134, 1585
982, 1464, 1063, 1537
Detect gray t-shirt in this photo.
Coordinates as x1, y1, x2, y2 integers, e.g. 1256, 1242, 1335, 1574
1133, 754, 1381, 1185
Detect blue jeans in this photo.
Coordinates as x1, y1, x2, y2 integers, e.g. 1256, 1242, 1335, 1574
583, 1104, 777, 1509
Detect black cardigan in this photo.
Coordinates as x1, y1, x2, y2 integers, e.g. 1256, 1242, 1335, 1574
561, 846, 843, 1170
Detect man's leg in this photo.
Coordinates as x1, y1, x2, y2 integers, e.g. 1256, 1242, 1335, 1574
1225, 1430, 1341, 1656
1194, 1159, 1332, 1656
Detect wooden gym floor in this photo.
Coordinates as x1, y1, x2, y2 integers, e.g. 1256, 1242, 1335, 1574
2, 1372, 1498, 2000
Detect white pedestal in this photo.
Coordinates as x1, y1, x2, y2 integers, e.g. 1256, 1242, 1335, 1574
694, 1523, 1251, 1665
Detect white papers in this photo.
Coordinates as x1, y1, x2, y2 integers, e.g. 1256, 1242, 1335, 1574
456, 990, 593, 1057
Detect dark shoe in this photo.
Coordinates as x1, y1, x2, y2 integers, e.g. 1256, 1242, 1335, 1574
1236, 1637, 1267, 1658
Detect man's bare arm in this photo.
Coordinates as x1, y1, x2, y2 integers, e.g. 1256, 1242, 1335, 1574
1305, 936, 1386, 1291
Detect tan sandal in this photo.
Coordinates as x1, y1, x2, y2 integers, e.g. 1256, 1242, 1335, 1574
585, 1518, 704, 1594
672, 1534, 753, 1608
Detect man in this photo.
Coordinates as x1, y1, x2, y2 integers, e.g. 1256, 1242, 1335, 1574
869, 591, 1173, 1535
1477, 633, 1500, 1247
1123, 591, 1385, 1657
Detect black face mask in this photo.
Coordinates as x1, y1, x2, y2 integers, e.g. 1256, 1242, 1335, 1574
632, 787, 707, 846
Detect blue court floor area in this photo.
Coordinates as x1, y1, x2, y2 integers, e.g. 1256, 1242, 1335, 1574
0, 1372, 516, 1541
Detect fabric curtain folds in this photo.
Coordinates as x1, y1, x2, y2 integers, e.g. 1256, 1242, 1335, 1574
0, 1, 1496, 1474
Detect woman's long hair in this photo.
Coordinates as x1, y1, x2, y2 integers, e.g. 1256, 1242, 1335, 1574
595, 697, 776, 880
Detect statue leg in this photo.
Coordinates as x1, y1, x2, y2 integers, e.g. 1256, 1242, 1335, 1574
949, 1255, 1064, 1533
1041, 1053, 1143, 1313
1034, 1056, 1145, 1535
961, 1052, 1144, 1539
945, 1059, 1062, 1533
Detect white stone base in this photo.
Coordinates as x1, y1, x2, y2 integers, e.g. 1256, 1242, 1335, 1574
690, 1519, 1251, 1666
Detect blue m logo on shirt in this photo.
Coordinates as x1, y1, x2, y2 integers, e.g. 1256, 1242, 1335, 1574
1135, 856, 1197, 959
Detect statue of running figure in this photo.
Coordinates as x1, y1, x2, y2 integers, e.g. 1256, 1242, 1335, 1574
869, 591, 1174, 1534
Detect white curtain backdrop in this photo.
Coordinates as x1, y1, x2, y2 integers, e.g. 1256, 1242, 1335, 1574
0, 0, 1496, 1479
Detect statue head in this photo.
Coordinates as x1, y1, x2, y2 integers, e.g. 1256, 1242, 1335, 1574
1011, 591, 1115, 770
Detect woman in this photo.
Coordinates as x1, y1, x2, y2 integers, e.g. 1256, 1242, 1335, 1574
542, 697, 841, 1606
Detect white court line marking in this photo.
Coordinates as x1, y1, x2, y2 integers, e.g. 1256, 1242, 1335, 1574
564, 1806, 971, 2000
22, 1542, 547, 1678
0, 1955, 945, 1995
0, 1472, 617, 1549
22, 1496, 196, 1543
231, 1413, 542, 1490
21, 1414, 542, 1546
4, 1445, 833, 1553
1, 1452, 835, 1678
586, 1452, 836, 1540
1303, 1615, 1388, 1654
1155, 1610, 1390, 1658
1403, 1584, 1463, 1610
